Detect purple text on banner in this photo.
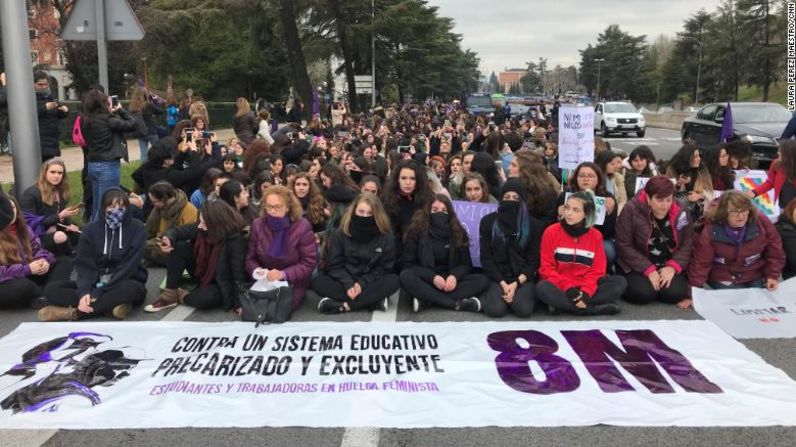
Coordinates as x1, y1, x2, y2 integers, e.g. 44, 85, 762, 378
452, 200, 498, 268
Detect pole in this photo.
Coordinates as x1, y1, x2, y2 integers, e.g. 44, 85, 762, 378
371, 0, 376, 108
96, 0, 109, 92
596, 60, 603, 102
0, 0, 42, 195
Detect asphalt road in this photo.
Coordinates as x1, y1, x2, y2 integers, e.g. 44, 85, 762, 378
4, 126, 796, 446
602, 127, 685, 163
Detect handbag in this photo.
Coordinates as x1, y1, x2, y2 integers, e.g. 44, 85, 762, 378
238, 284, 294, 326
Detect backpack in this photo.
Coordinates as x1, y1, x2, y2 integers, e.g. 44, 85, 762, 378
71, 115, 86, 147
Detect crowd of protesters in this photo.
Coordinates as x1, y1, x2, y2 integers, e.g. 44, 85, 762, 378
2, 87, 795, 322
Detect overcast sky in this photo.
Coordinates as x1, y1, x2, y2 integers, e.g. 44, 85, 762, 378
426, 0, 724, 77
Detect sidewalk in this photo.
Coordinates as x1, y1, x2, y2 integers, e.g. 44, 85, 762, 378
0, 128, 237, 183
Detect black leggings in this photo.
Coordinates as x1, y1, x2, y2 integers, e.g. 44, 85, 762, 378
0, 258, 73, 308
165, 240, 224, 310
43, 279, 146, 315
400, 270, 489, 310
536, 275, 627, 313
311, 273, 399, 311
482, 281, 536, 318
621, 271, 689, 305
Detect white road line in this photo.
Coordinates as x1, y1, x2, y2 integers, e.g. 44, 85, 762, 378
3, 429, 57, 447
160, 304, 196, 322
339, 291, 399, 446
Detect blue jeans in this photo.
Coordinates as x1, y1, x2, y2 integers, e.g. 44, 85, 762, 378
137, 134, 159, 162
603, 239, 616, 271
707, 278, 765, 290
88, 160, 121, 222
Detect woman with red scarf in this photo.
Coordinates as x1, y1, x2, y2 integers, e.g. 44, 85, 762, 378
145, 200, 248, 312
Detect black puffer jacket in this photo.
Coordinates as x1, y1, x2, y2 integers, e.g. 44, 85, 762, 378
233, 111, 257, 144
479, 212, 543, 283
164, 224, 248, 310
36, 92, 68, 158
81, 110, 139, 162
323, 229, 395, 290
20, 185, 71, 229
775, 217, 796, 280
401, 231, 472, 281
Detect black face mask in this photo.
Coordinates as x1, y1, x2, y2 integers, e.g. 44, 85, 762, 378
350, 215, 379, 242
560, 219, 589, 238
429, 212, 451, 240
497, 200, 520, 235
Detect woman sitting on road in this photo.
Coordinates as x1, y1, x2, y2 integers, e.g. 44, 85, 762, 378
401, 194, 488, 313
776, 199, 796, 280
479, 179, 544, 318
704, 145, 735, 192
312, 193, 399, 314
144, 181, 199, 267
40, 189, 145, 321
291, 172, 329, 235
747, 139, 796, 208
537, 191, 626, 316
145, 200, 248, 313
219, 180, 259, 227
665, 143, 713, 220
615, 176, 695, 308
689, 191, 785, 291
461, 173, 498, 204
0, 194, 72, 310
507, 150, 559, 226
622, 145, 658, 199
596, 150, 628, 213
21, 158, 81, 256
245, 185, 317, 309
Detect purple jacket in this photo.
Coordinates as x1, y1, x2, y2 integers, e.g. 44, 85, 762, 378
245, 216, 318, 308
0, 225, 56, 283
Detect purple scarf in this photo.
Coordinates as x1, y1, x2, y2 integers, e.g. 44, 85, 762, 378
266, 215, 291, 259
724, 225, 747, 246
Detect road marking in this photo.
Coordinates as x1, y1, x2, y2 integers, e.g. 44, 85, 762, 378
339, 291, 399, 446
161, 304, 196, 321
3, 430, 57, 447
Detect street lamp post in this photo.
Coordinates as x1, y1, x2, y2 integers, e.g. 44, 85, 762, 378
682, 36, 702, 106
594, 58, 605, 101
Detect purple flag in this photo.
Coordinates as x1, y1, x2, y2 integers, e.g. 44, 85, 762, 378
720, 102, 734, 143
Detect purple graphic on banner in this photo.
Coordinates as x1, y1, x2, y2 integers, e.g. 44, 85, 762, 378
451, 200, 498, 268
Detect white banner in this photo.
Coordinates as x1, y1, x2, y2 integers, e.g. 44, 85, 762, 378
0, 321, 795, 428
558, 106, 595, 170
693, 278, 796, 339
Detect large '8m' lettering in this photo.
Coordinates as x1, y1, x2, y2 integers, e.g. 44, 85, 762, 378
487, 330, 722, 395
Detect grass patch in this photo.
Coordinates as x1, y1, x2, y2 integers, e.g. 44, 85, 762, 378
738, 82, 787, 105
2, 161, 141, 226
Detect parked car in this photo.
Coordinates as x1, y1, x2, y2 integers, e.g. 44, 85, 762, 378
681, 102, 791, 167
593, 101, 646, 137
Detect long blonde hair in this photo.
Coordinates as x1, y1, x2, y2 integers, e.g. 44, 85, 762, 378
235, 97, 251, 118
37, 158, 70, 206
339, 192, 391, 237
128, 87, 148, 113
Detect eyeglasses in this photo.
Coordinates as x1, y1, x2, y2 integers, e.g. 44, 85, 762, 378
577, 174, 597, 179
728, 209, 751, 216
265, 204, 286, 212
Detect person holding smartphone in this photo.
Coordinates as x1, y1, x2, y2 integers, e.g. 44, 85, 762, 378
21, 159, 81, 256
81, 88, 139, 222
32, 71, 69, 162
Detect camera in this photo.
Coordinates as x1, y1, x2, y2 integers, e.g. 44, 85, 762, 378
202, 130, 213, 139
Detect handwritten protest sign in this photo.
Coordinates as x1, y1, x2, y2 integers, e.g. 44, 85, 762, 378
451, 200, 497, 267
558, 106, 595, 170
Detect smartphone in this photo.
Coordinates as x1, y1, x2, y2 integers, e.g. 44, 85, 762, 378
110, 95, 119, 107
185, 127, 194, 142
398, 145, 411, 153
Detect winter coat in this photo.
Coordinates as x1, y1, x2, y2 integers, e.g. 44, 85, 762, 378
689, 213, 785, 287
74, 204, 147, 299
0, 225, 55, 283
775, 217, 796, 280
401, 231, 472, 281
233, 111, 257, 144
36, 92, 68, 158
607, 172, 628, 213
145, 192, 198, 239
479, 212, 543, 284
81, 110, 139, 162
165, 224, 248, 310
538, 223, 606, 297
245, 216, 317, 308
142, 102, 164, 135
322, 229, 395, 290
20, 185, 72, 230
752, 161, 796, 204
615, 190, 695, 277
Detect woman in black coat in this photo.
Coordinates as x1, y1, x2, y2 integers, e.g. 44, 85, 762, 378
776, 199, 796, 280
400, 194, 488, 312
21, 159, 81, 256
479, 179, 544, 318
145, 200, 248, 313
312, 193, 399, 314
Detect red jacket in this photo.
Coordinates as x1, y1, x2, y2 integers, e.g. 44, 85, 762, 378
688, 212, 786, 287
753, 162, 796, 203
538, 223, 606, 297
